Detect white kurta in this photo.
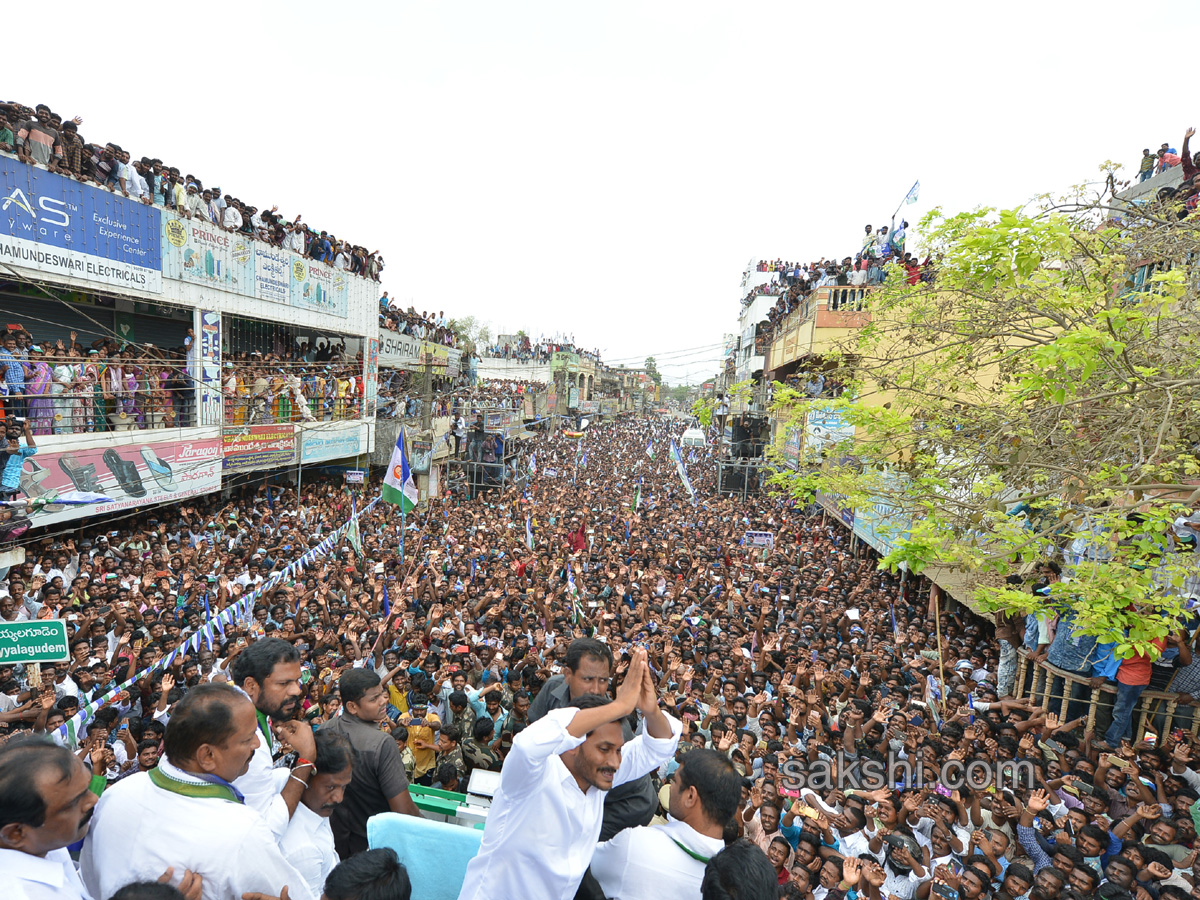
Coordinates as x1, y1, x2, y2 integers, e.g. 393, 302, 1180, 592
280, 801, 339, 900
233, 729, 290, 840
590, 816, 724, 900
0, 847, 93, 900
457, 707, 682, 900
80, 758, 315, 900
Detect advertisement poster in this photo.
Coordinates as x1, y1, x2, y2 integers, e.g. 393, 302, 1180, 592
198, 310, 222, 427
222, 424, 297, 471
0, 154, 162, 292
290, 259, 349, 318
255, 246, 291, 305
804, 408, 855, 458
780, 425, 803, 470
364, 338, 379, 414
15, 434, 222, 528
161, 213, 253, 294
300, 423, 365, 464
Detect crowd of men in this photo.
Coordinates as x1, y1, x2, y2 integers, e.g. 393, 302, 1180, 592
481, 335, 603, 365
1, 414, 1199, 900
0, 328, 194, 436
746, 233, 935, 351
0, 101, 383, 281
1137, 131, 1200, 184
378, 298, 460, 348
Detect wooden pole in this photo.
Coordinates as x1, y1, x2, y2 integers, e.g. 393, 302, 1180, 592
931, 583, 947, 704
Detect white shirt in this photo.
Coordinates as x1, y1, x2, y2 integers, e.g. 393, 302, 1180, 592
591, 816, 723, 900
81, 756, 315, 900
233, 729, 291, 840
0, 847, 93, 900
457, 707, 682, 900
280, 801, 338, 900
222, 206, 243, 231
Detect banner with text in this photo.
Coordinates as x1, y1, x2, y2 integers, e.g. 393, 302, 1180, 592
0, 155, 162, 291
16, 434, 221, 528
222, 424, 297, 471
198, 309, 222, 427
300, 422, 366, 464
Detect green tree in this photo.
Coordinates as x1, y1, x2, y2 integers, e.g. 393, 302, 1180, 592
669, 384, 691, 405
645, 356, 662, 385
770, 189, 1200, 655
448, 316, 491, 356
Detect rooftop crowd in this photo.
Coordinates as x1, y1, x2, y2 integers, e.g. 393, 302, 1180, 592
378, 297, 459, 349
0, 101, 383, 280
1, 415, 1199, 900
1136, 130, 1200, 184
482, 334, 602, 365
749, 226, 935, 350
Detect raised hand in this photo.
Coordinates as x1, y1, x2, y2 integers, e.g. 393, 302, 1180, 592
1026, 788, 1049, 813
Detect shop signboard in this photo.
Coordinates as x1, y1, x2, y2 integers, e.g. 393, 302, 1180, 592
222, 424, 297, 471
0, 154, 162, 291
15, 434, 222, 528
0, 621, 69, 664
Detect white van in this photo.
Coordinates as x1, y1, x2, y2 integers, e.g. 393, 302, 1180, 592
680, 428, 707, 448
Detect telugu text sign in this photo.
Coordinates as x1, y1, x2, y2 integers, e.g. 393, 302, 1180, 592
0, 620, 70, 664
0, 155, 162, 291
301, 423, 365, 463
255, 246, 291, 305
222, 425, 297, 471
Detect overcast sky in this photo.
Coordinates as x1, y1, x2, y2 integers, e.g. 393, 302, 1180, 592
7, 1, 1196, 383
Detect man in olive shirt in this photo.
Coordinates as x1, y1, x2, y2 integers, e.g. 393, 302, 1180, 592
322, 668, 422, 858
528, 638, 656, 840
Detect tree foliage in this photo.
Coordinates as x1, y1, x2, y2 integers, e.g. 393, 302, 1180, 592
645, 356, 662, 385
448, 316, 491, 356
770, 188, 1200, 653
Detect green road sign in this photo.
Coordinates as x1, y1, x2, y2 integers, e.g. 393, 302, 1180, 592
0, 620, 70, 665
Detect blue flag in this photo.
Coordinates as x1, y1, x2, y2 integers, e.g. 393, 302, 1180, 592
382, 585, 391, 618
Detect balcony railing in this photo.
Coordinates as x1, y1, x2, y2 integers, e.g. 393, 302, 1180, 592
1014, 650, 1199, 739
6, 378, 196, 434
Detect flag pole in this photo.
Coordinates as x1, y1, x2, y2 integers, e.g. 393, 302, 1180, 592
892, 180, 919, 225
400, 427, 406, 568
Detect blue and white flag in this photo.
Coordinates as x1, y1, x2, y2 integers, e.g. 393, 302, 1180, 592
905, 180, 920, 205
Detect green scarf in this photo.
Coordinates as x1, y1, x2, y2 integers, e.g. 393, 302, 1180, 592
149, 766, 243, 804
671, 838, 711, 864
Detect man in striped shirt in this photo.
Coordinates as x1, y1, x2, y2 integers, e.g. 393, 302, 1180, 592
16, 105, 62, 168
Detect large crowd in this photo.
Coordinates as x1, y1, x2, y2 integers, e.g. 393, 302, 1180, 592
0, 102, 383, 281
0, 320, 375, 437
482, 335, 602, 365
0, 414, 1199, 900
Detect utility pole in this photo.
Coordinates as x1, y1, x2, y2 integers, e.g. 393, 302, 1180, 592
421, 355, 433, 433
420, 353, 433, 504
